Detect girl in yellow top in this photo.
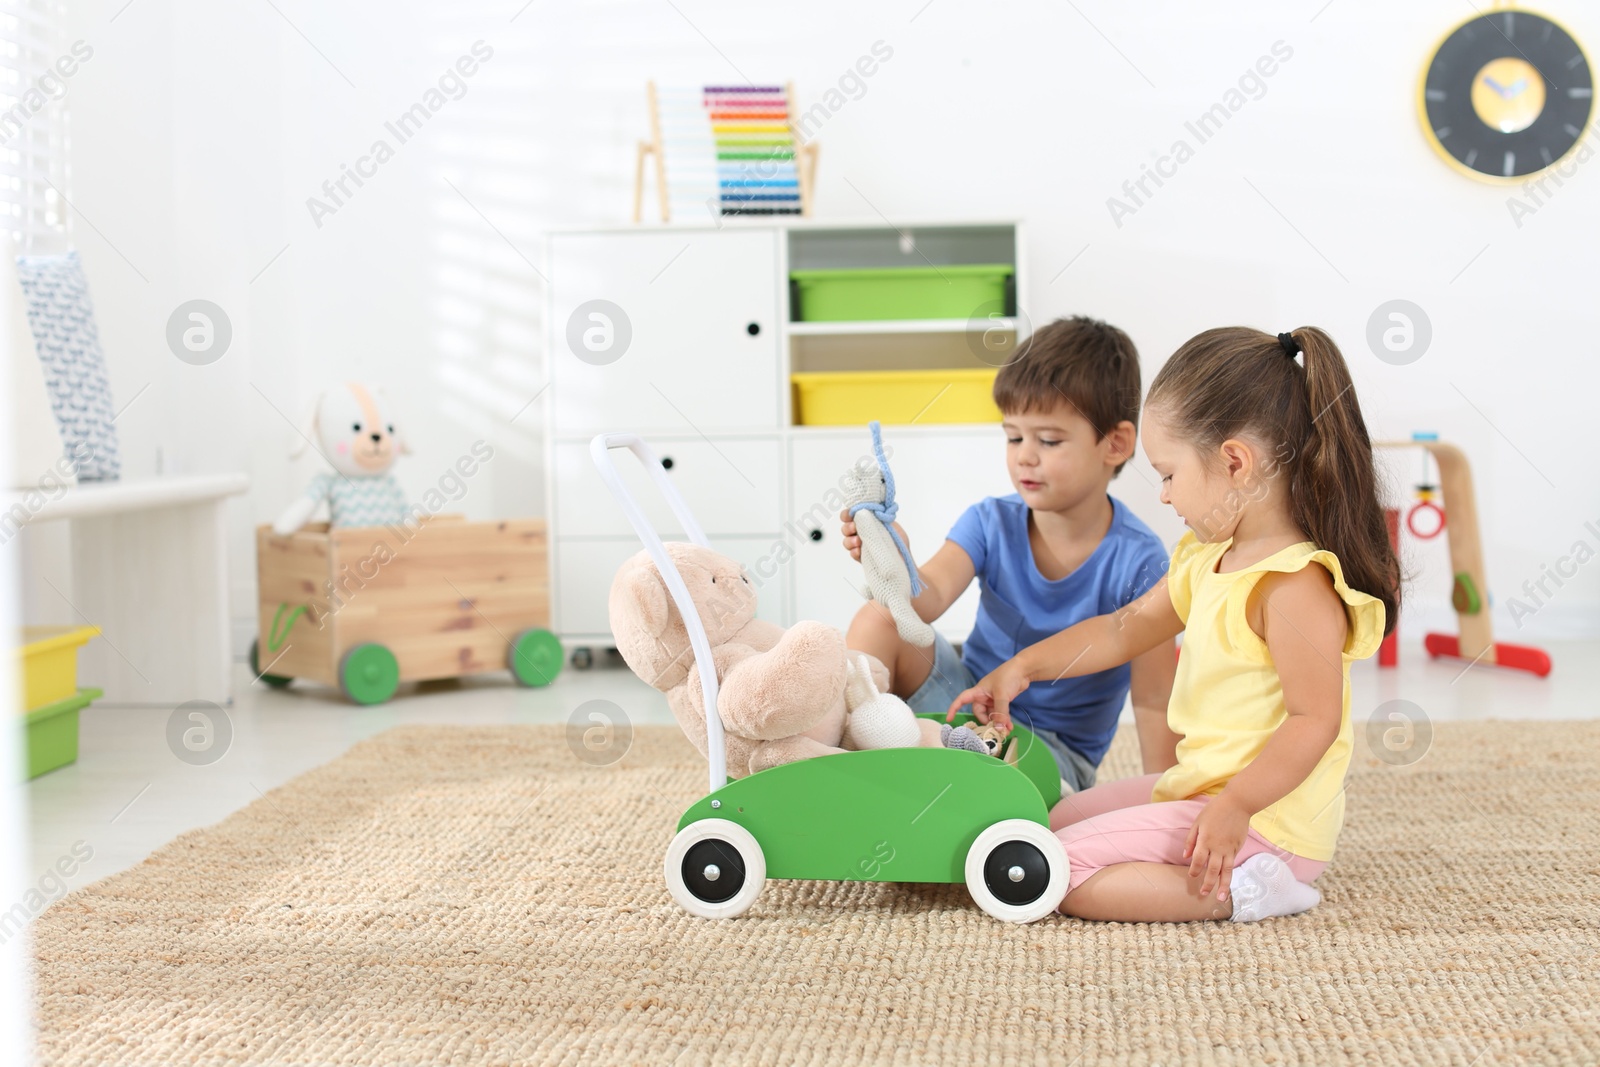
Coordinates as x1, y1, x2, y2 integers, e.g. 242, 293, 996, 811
948, 326, 1395, 923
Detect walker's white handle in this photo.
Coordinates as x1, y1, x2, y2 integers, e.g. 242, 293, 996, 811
590, 433, 727, 792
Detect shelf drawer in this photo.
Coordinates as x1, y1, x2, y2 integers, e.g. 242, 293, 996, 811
549, 230, 781, 435
791, 368, 1000, 426
790, 264, 1013, 322
554, 437, 782, 538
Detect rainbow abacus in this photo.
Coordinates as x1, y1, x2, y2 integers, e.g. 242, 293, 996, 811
703, 85, 802, 215
636, 81, 816, 222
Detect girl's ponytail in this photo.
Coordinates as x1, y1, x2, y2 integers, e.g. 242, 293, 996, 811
1287, 327, 1399, 633
1147, 326, 1400, 634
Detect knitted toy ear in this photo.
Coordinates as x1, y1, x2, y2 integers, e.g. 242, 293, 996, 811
289, 392, 324, 460
373, 387, 412, 455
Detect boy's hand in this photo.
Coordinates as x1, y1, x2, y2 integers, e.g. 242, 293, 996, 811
945, 660, 1030, 733
1183, 794, 1252, 902
839, 507, 908, 564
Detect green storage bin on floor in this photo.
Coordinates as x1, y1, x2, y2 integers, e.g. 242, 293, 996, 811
23, 687, 99, 780
790, 264, 1013, 322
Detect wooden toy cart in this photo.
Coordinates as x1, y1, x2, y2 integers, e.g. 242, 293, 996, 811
251, 517, 562, 704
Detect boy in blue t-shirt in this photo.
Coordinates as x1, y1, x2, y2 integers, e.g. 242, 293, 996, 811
840, 316, 1178, 792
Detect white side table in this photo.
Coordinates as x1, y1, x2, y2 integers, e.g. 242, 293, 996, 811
4, 474, 250, 705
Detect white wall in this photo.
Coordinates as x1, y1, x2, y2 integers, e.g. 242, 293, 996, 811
34, 0, 1600, 646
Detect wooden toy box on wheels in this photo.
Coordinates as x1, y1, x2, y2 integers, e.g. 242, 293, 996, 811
251, 516, 561, 704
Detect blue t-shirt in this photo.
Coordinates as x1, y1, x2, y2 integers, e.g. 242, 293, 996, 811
947, 494, 1168, 765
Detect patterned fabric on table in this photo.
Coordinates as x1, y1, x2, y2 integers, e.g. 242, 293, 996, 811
303, 471, 411, 528
15, 251, 121, 481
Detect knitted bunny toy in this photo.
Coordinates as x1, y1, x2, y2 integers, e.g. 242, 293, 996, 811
843, 652, 994, 756
841, 652, 923, 749
272, 382, 411, 535
843, 421, 935, 648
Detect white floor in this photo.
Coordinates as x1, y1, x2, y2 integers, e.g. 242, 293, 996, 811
22, 637, 1598, 889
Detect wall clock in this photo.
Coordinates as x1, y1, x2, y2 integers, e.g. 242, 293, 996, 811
1419, 6, 1593, 182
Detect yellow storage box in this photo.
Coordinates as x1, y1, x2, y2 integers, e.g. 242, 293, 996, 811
16, 626, 100, 712
791, 369, 1000, 426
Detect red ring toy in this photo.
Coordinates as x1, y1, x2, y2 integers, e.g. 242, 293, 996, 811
1406, 499, 1446, 540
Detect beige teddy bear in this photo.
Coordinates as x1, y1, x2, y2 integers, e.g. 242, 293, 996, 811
609, 543, 984, 777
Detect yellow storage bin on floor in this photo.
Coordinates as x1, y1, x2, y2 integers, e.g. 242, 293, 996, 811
791, 369, 1000, 426
17, 626, 101, 712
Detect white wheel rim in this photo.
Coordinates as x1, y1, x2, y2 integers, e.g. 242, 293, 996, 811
664, 818, 766, 919
964, 818, 1070, 923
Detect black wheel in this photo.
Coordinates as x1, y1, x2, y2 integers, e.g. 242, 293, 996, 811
664, 819, 766, 918
680, 840, 747, 904
571, 647, 594, 670
249, 638, 293, 689
983, 840, 1051, 907
964, 819, 1070, 923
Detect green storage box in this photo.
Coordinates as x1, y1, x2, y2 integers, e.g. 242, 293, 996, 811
790, 264, 1013, 322
23, 687, 98, 780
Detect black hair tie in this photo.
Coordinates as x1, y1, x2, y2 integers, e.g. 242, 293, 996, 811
1277, 332, 1301, 359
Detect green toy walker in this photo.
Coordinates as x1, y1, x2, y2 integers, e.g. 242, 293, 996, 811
593, 433, 1070, 923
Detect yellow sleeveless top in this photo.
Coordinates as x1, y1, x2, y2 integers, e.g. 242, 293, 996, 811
1151, 532, 1385, 861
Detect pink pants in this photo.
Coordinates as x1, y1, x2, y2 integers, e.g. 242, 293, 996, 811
1053, 773, 1327, 894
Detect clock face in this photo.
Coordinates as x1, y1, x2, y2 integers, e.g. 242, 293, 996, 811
1421, 9, 1594, 181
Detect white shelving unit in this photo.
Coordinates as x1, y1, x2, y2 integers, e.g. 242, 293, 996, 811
4, 474, 249, 705
544, 218, 1026, 664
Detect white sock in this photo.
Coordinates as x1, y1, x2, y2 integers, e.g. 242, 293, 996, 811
1228, 854, 1321, 923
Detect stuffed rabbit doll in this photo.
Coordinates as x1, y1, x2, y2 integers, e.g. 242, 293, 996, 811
272, 382, 411, 534
841, 421, 936, 648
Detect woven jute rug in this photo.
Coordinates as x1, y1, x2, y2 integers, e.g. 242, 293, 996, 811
32, 721, 1600, 1066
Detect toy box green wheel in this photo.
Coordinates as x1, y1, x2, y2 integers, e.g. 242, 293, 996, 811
339, 643, 399, 705
508, 628, 562, 687
249, 638, 293, 689
664, 818, 766, 918
964, 818, 1070, 923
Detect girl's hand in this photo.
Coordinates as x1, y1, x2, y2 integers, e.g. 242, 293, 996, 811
944, 661, 1029, 734
839, 507, 907, 564
1183, 794, 1252, 902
